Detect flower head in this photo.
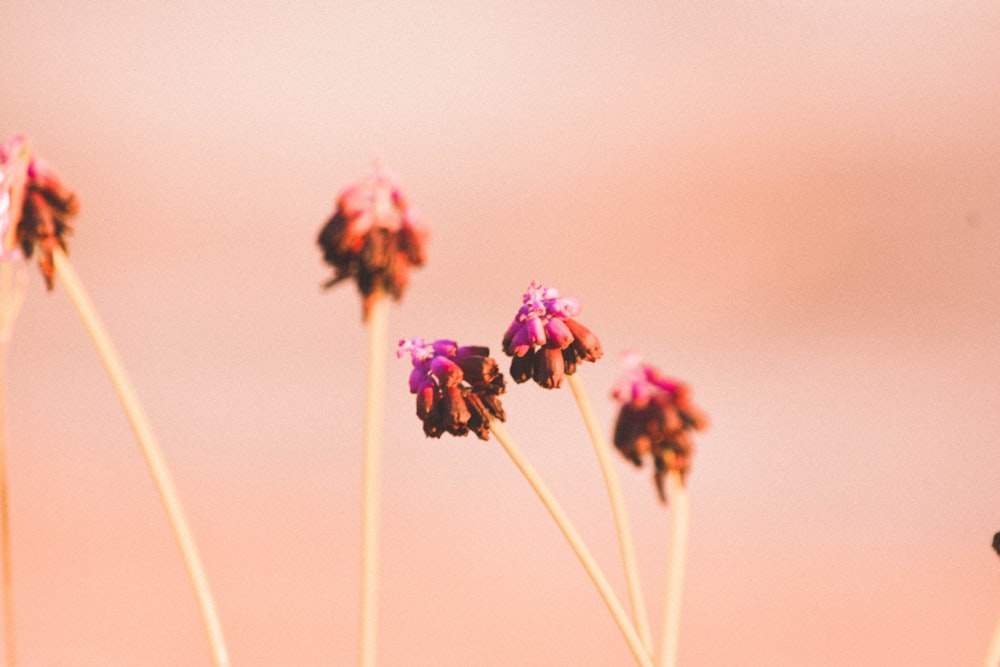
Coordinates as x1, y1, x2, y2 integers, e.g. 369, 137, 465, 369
398, 338, 506, 440
611, 352, 708, 504
501, 281, 603, 388
0, 135, 79, 289
317, 165, 427, 320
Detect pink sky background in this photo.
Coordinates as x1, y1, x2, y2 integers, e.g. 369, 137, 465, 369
2, 2, 999, 665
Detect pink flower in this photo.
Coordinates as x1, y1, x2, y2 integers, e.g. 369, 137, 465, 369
611, 352, 708, 504
501, 281, 603, 389
398, 338, 506, 440
0, 135, 79, 289
317, 165, 427, 320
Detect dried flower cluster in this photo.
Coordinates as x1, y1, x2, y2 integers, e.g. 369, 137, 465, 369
317, 166, 427, 320
398, 338, 506, 440
0, 135, 78, 288
502, 281, 603, 388
612, 353, 708, 503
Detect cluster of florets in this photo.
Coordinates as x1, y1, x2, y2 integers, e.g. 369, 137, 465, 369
611, 353, 709, 504
398, 338, 506, 440
317, 166, 427, 320
501, 281, 603, 388
0, 135, 79, 288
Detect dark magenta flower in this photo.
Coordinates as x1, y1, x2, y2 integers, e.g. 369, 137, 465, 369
501, 281, 603, 388
398, 338, 506, 441
317, 165, 427, 320
611, 352, 708, 504
0, 135, 79, 289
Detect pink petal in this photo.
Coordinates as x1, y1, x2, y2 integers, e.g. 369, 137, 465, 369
545, 297, 580, 319
525, 315, 546, 346
430, 356, 464, 387
510, 324, 534, 357
544, 317, 573, 349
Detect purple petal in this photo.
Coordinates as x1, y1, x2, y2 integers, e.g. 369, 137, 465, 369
545, 297, 580, 319
525, 315, 546, 346
408, 366, 427, 393
502, 319, 521, 355
544, 318, 573, 349
510, 324, 534, 357
431, 339, 458, 357
430, 356, 464, 387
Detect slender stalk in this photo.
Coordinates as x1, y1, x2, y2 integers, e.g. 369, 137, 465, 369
0, 349, 15, 667
359, 291, 388, 667
657, 470, 689, 667
489, 421, 653, 667
0, 256, 26, 667
51, 248, 230, 667
566, 373, 653, 653
0, 351, 13, 667
986, 611, 1000, 667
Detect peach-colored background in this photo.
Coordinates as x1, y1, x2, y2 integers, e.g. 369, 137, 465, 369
2, 2, 999, 665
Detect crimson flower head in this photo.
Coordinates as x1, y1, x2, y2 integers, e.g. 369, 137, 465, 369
0, 135, 79, 289
317, 165, 427, 320
611, 352, 708, 504
398, 338, 506, 441
501, 281, 603, 389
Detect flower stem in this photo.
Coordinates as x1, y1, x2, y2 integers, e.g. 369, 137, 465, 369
359, 291, 388, 667
986, 610, 1000, 667
0, 350, 15, 667
51, 248, 230, 667
488, 421, 654, 667
0, 256, 26, 667
657, 470, 689, 667
566, 373, 653, 654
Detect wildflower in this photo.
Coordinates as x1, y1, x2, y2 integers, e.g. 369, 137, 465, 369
398, 338, 506, 440
317, 165, 427, 320
611, 352, 708, 504
0, 135, 79, 289
501, 281, 603, 389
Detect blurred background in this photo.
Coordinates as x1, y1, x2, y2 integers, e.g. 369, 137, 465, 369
2, 2, 999, 665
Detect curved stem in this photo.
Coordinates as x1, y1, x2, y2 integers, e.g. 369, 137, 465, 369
0, 351, 13, 667
489, 421, 653, 667
0, 348, 15, 667
657, 470, 689, 667
567, 374, 652, 653
986, 609, 1000, 667
359, 291, 388, 667
0, 256, 26, 667
51, 249, 230, 667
